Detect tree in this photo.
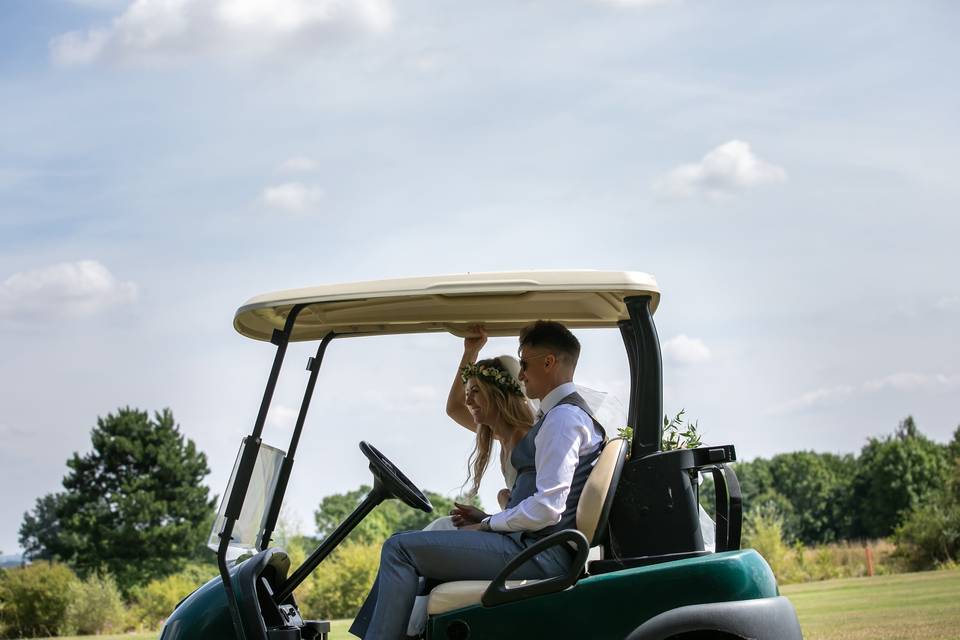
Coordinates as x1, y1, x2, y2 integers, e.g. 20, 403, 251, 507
19, 407, 215, 591
851, 416, 951, 538
768, 452, 857, 544
948, 425, 960, 461
894, 452, 960, 569
734, 452, 856, 544
18, 493, 66, 561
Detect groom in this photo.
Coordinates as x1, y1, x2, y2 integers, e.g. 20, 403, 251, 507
349, 320, 606, 639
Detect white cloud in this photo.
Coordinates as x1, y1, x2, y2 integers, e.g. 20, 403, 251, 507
356, 384, 440, 413
65, 0, 128, 7
935, 296, 960, 311
262, 182, 324, 213
662, 334, 711, 365
0, 423, 29, 438
409, 385, 439, 401
770, 384, 856, 415
0, 168, 33, 190
267, 404, 299, 431
50, 0, 395, 67
408, 49, 452, 73
278, 157, 320, 173
771, 372, 960, 415
0, 260, 138, 320
655, 140, 787, 199
861, 372, 960, 393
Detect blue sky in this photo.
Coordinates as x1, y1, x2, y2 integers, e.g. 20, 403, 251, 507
1, 0, 958, 554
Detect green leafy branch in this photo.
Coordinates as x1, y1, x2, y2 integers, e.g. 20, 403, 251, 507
617, 409, 703, 456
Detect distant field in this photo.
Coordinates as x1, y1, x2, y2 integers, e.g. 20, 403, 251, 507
782, 568, 960, 640
47, 570, 960, 639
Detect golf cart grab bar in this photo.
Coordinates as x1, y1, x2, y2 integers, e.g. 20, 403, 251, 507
482, 529, 590, 608
705, 464, 742, 552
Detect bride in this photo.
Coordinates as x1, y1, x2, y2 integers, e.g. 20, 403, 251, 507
424, 327, 535, 531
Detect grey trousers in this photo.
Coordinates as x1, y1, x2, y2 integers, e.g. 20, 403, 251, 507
348, 529, 571, 640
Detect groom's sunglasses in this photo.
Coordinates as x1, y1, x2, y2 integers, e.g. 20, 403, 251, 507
518, 352, 550, 372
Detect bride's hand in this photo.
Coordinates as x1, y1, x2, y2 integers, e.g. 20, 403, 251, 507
497, 489, 511, 511
450, 502, 488, 527
463, 325, 488, 360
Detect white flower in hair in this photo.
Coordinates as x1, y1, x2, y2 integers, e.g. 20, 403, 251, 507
459, 361, 525, 397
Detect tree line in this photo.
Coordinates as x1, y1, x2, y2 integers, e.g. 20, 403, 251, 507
733, 416, 960, 551
3, 408, 958, 635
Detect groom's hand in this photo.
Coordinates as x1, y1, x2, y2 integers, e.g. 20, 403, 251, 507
451, 502, 488, 528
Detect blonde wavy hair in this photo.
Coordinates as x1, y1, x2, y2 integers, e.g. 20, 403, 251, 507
463, 356, 535, 497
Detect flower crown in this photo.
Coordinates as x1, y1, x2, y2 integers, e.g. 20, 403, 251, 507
459, 362, 525, 397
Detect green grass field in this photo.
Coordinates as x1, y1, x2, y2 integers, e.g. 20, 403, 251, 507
782, 568, 960, 640
52, 619, 354, 640
48, 569, 960, 640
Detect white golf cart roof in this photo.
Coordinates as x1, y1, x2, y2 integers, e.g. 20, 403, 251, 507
234, 270, 659, 342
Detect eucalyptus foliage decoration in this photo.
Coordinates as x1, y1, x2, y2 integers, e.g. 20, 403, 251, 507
617, 409, 702, 457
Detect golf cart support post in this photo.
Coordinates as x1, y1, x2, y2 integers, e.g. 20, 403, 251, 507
217, 305, 338, 639
618, 295, 662, 459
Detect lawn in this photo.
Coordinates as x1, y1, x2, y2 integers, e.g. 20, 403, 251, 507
52, 619, 354, 640
782, 568, 960, 640
46, 570, 960, 639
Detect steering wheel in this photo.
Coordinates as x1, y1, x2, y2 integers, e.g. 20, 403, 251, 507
359, 441, 433, 513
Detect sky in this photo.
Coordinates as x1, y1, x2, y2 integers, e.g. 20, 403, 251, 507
1, 0, 958, 555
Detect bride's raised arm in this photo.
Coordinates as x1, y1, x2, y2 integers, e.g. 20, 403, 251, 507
445, 326, 487, 431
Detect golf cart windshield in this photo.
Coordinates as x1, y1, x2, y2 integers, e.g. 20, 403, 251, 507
208, 439, 286, 558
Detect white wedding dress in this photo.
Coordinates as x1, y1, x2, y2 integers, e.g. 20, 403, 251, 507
422, 447, 517, 532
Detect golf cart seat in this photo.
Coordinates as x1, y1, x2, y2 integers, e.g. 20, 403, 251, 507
426, 437, 628, 615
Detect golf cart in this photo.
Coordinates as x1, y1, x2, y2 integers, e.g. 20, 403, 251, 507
161, 270, 803, 639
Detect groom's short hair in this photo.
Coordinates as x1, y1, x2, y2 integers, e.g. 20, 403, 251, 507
519, 320, 580, 368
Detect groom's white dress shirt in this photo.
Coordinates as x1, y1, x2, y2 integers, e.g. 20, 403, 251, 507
487, 381, 603, 532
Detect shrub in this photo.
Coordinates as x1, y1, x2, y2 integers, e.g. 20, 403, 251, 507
131, 563, 217, 629
760, 539, 898, 584
64, 572, 128, 635
0, 561, 80, 638
282, 536, 317, 610
742, 506, 790, 581
802, 539, 897, 580
300, 542, 380, 620
894, 499, 960, 570
893, 458, 960, 570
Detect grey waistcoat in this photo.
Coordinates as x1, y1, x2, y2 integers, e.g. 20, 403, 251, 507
506, 391, 606, 540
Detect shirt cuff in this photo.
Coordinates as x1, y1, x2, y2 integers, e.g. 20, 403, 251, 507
487, 511, 511, 532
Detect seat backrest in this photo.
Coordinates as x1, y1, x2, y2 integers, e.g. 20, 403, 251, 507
576, 437, 627, 546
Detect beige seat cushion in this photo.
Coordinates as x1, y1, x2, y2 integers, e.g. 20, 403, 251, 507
577, 438, 626, 545
426, 579, 541, 615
